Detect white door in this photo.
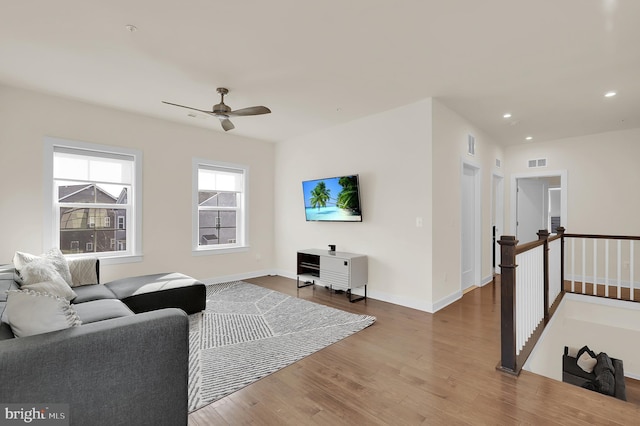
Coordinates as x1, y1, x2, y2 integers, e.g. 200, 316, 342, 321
516, 178, 548, 243
492, 174, 504, 274
461, 164, 478, 289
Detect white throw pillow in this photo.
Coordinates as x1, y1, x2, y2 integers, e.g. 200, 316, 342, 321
577, 351, 597, 373
21, 280, 77, 301
1, 289, 82, 338
13, 248, 73, 286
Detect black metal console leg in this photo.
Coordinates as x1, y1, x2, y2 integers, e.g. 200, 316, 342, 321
297, 276, 315, 288
347, 285, 366, 303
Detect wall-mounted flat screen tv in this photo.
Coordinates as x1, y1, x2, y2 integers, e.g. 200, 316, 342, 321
302, 175, 362, 222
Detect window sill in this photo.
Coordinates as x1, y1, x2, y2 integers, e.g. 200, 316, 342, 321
65, 253, 143, 265
192, 246, 249, 256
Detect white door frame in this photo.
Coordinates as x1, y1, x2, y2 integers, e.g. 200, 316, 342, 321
461, 159, 482, 290
510, 170, 568, 236
491, 171, 504, 274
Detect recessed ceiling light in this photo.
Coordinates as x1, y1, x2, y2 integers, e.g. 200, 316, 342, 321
604, 91, 617, 98
525, 136, 533, 141
125, 24, 138, 32
503, 113, 512, 119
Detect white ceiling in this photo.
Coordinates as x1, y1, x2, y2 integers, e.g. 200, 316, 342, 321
1, 0, 639, 145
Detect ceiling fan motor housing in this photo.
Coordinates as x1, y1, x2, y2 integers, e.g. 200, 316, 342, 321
213, 102, 231, 115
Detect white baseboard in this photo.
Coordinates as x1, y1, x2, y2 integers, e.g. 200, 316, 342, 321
201, 268, 277, 285
481, 275, 494, 286
432, 291, 462, 312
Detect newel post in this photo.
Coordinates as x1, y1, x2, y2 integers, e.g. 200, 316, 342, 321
538, 229, 550, 323
498, 235, 518, 374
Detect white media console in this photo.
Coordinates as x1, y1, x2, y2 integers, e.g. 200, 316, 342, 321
296, 249, 368, 302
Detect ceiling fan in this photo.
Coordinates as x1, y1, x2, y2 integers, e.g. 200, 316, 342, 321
162, 87, 271, 131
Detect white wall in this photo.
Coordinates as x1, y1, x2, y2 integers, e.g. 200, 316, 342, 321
504, 128, 640, 236
0, 84, 275, 283
432, 100, 504, 305
274, 99, 435, 311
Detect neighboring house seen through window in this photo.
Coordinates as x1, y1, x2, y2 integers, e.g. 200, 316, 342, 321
193, 159, 247, 253
45, 137, 142, 262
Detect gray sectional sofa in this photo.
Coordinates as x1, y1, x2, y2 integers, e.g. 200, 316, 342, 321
0, 260, 206, 426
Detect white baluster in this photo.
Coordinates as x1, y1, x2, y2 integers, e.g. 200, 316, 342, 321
593, 239, 597, 297
582, 239, 586, 294
631, 241, 635, 302
617, 240, 622, 299
571, 238, 575, 292
605, 240, 609, 297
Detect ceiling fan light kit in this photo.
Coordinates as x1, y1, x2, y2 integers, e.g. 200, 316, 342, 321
162, 87, 271, 131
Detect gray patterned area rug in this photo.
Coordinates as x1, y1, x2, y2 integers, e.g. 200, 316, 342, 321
188, 281, 376, 412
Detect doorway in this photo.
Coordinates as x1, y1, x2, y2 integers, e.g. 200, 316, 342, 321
510, 170, 567, 243
461, 161, 481, 291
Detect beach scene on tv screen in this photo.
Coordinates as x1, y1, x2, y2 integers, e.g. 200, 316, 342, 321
302, 176, 362, 221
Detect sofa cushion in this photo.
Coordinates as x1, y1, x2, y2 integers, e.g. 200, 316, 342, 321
72, 284, 118, 303
13, 248, 73, 286
0, 266, 20, 303
1, 289, 82, 337
105, 272, 206, 314
73, 299, 135, 324
0, 320, 13, 340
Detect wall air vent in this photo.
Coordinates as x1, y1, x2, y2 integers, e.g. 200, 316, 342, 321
467, 134, 476, 156
528, 158, 548, 168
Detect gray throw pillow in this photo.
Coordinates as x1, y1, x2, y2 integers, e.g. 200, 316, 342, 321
1, 289, 82, 338
595, 370, 615, 396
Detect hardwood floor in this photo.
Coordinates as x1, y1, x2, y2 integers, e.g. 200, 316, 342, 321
188, 275, 640, 425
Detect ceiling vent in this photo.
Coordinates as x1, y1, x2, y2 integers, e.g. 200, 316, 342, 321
467, 134, 476, 156
528, 158, 547, 168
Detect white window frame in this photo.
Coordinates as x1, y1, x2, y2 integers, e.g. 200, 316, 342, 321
192, 158, 249, 255
104, 216, 111, 228
43, 137, 143, 265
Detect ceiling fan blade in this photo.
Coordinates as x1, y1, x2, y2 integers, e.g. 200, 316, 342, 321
220, 118, 235, 131
162, 101, 211, 114
227, 106, 271, 117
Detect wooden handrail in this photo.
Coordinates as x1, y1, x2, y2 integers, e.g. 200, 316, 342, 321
515, 232, 563, 255
563, 233, 640, 241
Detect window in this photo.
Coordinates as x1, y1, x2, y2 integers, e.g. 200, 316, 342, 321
193, 159, 248, 253
44, 137, 142, 262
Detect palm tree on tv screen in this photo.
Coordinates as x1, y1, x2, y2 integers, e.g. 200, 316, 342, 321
309, 181, 330, 210
336, 176, 360, 213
